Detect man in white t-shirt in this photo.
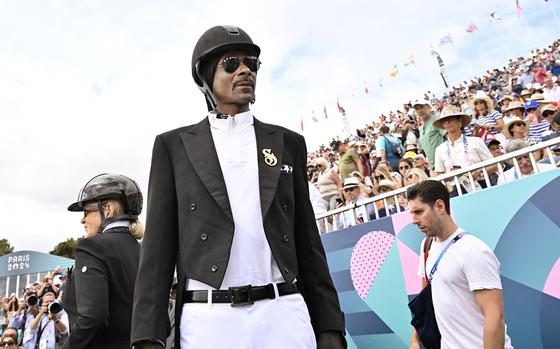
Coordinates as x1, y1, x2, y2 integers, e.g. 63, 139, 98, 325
407, 180, 513, 349
497, 139, 556, 185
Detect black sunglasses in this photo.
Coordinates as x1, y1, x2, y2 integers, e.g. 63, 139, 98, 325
220, 56, 261, 73
1, 339, 15, 346
374, 175, 385, 181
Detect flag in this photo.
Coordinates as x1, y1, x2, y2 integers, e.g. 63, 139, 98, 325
515, 0, 523, 17
312, 111, 318, 123
300, 117, 304, 132
430, 47, 441, 58
337, 98, 346, 114
465, 22, 478, 33
364, 81, 369, 94
489, 11, 502, 22
404, 53, 415, 66
438, 34, 453, 47
323, 105, 328, 119
389, 64, 398, 78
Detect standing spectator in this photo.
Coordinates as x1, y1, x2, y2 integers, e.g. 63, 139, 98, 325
314, 157, 343, 211
26, 292, 69, 349
433, 106, 496, 192
357, 143, 372, 176
338, 140, 364, 181
414, 99, 445, 171
408, 180, 513, 349
375, 125, 404, 170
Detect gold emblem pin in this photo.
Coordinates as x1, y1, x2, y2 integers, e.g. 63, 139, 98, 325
262, 149, 278, 166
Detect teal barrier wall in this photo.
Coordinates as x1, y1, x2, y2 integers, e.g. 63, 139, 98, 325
321, 169, 560, 349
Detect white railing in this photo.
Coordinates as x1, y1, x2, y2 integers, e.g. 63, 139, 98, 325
315, 136, 560, 234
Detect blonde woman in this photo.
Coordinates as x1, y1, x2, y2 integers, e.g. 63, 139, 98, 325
62, 174, 144, 349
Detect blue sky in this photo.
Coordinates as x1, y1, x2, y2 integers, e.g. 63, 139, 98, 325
1, 0, 559, 251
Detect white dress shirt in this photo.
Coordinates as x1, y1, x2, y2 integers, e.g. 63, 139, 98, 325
187, 111, 283, 291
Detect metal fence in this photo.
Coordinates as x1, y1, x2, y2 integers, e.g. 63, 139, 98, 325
315, 136, 560, 234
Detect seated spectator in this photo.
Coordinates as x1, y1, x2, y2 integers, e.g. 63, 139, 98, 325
501, 116, 538, 147
469, 91, 504, 135
543, 76, 560, 101
335, 177, 374, 229
525, 100, 549, 142
542, 111, 560, 155
376, 179, 404, 218
314, 157, 342, 211
397, 158, 413, 186
497, 140, 556, 184
349, 170, 374, 197
373, 163, 401, 191
541, 104, 558, 126
404, 168, 429, 186
411, 153, 431, 176
0, 328, 18, 349
502, 100, 525, 124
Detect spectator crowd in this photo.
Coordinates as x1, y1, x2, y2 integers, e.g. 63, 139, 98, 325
1, 267, 69, 348
307, 40, 560, 228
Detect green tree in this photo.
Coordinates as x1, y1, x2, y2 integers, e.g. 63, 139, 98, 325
50, 238, 80, 259
0, 238, 14, 256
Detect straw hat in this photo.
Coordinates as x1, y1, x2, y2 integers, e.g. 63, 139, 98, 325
503, 100, 525, 112
530, 93, 544, 101
343, 177, 360, 190
469, 91, 494, 110
378, 179, 397, 191
433, 105, 473, 129
541, 104, 558, 114
502, 116, 530, 139
520, 89, 532, 97
497, 95, 513, 104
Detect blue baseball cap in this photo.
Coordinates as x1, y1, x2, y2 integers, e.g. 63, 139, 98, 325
524, 100, 539, 110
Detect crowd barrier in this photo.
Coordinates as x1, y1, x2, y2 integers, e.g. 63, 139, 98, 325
319, 163, 560, 348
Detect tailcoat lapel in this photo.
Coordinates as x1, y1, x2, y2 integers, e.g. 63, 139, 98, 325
254, 118, 283, 219
179, 117, 233, 222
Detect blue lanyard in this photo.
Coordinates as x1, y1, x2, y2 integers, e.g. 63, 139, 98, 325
428, 231, 468, 281
446, 136, 469, 170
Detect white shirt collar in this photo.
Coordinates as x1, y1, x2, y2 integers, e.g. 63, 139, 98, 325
208, 110, 253, 131
103, 220, 130, 232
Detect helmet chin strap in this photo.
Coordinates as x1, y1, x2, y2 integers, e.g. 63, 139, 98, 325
195, 61, 219, 113
96, 201, 107, 235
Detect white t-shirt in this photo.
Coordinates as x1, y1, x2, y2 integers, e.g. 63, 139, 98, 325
417, 229, 513, 349
497, 163, 555, 185
434, 135, 493, 173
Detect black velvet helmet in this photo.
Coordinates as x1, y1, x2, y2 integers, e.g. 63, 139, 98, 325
68, 173, 143, 219
191, 25, 260, 110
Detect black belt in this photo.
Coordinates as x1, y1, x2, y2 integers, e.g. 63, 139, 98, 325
183, 282, 299, 307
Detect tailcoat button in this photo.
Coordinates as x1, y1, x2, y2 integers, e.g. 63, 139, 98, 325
282, 204, 288, 212
211, 265, 218, 272
201, 233, 208, 241
190, 203, 196, 211
283, 235, 289, 243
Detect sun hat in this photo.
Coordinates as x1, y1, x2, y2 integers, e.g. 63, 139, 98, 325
433, 105, 473, 129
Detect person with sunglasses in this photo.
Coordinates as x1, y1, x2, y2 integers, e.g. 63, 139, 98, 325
0, 329, 19, 349
61, 174, 144, 349
131, 26, 345, 349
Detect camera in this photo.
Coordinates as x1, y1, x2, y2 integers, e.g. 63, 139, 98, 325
47, 300, 63, 314
27, 294, 38, 307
